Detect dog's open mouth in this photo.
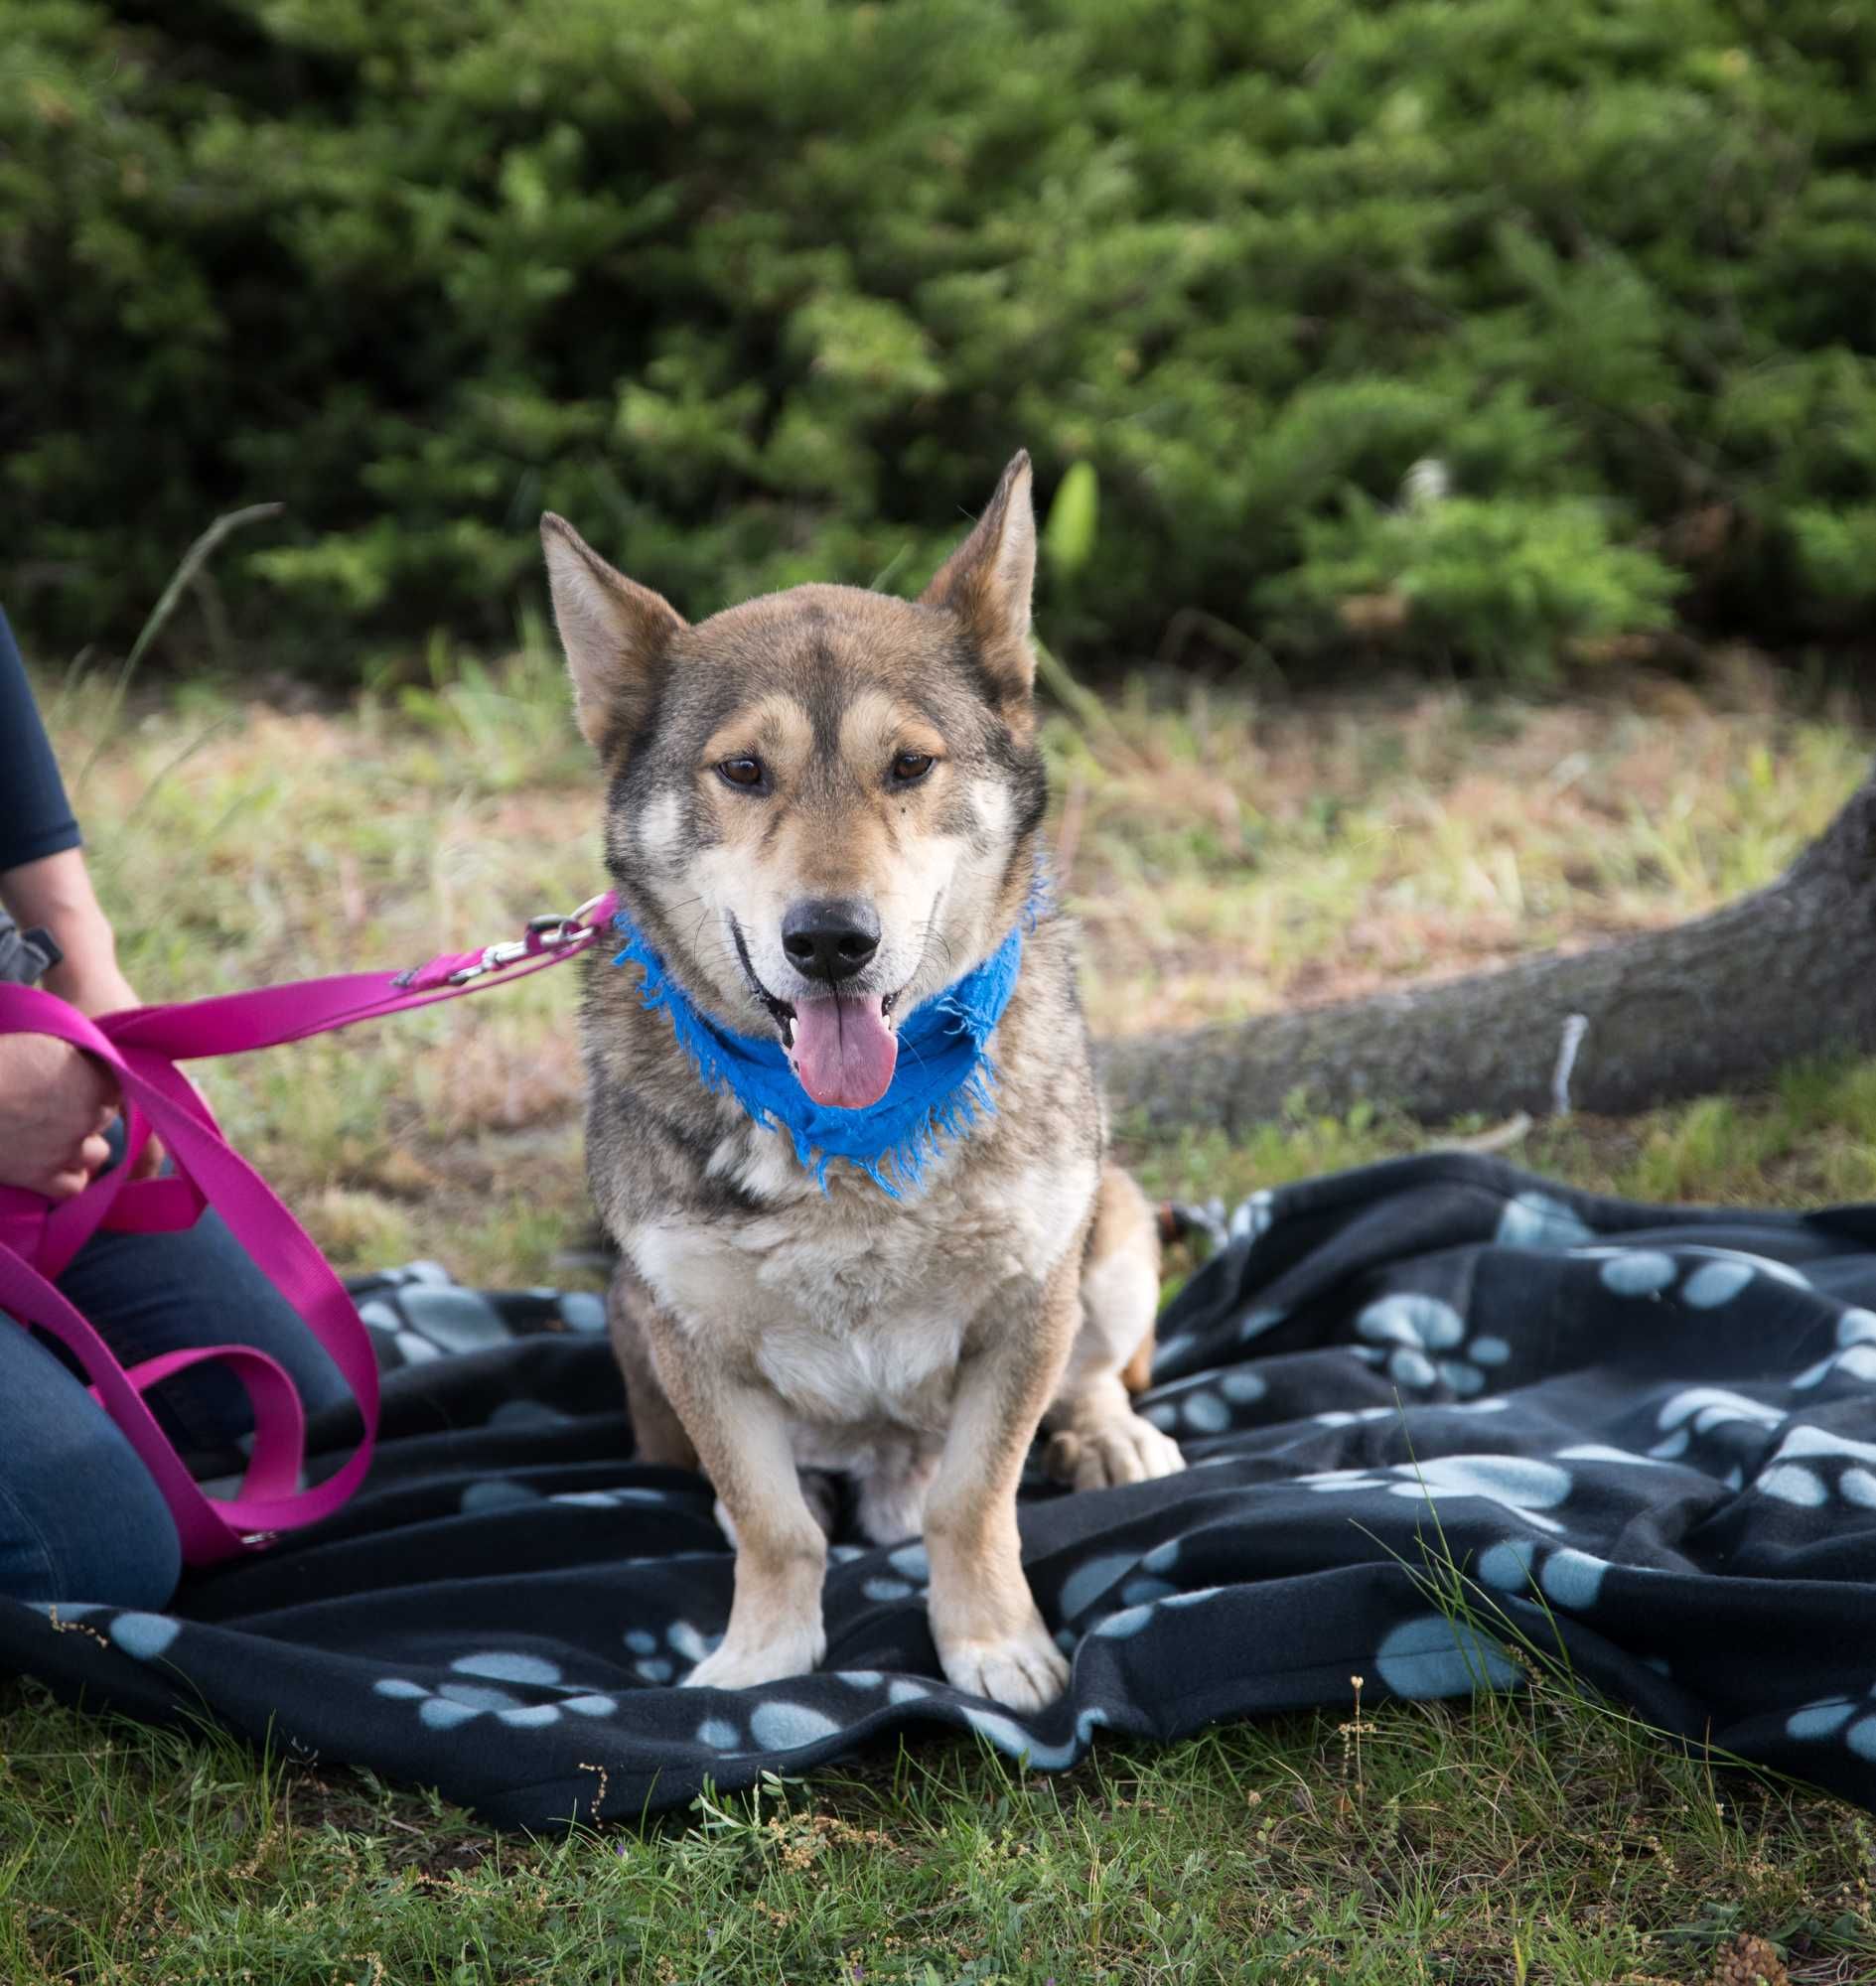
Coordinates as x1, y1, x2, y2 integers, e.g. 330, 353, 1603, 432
732, 922, 901, 1110
786, 992, 899, 1109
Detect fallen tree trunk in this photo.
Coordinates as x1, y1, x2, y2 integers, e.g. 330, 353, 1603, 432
1098, 758, 1876, 1133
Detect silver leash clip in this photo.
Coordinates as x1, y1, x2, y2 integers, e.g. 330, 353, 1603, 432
444, 894, 611, 986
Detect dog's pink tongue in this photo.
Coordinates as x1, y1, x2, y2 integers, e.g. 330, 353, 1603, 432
789, 995, 898, 1109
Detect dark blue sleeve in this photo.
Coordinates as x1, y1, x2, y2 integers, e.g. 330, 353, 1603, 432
0, 606, 81, 873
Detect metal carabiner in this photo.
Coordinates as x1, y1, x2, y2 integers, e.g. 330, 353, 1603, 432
442, 894, 610, 985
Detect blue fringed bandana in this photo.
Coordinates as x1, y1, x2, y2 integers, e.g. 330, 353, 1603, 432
612, 892, 1039, 1198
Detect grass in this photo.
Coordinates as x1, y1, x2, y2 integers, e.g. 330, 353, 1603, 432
1124, 1050, 1876, 1226
6, 1658, 1874, 1985
5, 637, 1875, 1981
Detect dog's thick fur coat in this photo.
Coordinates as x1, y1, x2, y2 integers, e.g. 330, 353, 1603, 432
545, 455, 1183, 1710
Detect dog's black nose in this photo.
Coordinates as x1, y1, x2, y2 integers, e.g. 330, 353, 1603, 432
782, 899, 880, 983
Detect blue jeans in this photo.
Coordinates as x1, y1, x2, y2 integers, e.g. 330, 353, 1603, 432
0, 1135, 351, 1609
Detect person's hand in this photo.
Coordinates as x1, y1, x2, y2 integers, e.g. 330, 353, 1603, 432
41, 960, 171, 1180
3, 850, 166, 1178
0, 1032, 119, 1199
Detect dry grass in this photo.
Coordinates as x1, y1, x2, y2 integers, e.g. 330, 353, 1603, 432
45, 640, 1871, 1281
1053, 655, 1866, 1034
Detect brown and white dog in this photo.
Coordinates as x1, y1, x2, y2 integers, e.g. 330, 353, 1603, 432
543, 453, 1184, 1712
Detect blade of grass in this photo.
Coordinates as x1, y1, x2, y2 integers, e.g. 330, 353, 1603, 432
75, 501, 284, 789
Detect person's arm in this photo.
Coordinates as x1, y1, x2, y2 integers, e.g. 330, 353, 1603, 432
0, 606, 81, 874
0, 607, 139, 1015
0, 607, 154, 1187
0, 845, 138, 1016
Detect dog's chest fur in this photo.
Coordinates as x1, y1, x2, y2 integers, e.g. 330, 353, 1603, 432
633, 1124, 1095, 1444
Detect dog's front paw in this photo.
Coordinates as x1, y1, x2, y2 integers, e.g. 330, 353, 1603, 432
682, 1619, 825, 1692
1047, 1410, 1186, 1491
938, 1614, 1070, 1713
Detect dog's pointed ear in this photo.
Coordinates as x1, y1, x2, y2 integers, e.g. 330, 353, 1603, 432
541, 513, 687, 751
920, 451, 1036, 701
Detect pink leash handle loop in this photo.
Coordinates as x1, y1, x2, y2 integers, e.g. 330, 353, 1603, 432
0, 984, 377, 1562
0, 887, 615, 1567
0, 1251, 303, 1563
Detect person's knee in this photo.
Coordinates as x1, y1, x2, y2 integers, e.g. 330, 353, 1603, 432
1, 1429, 181, 1611
82, 1448, 182, 1609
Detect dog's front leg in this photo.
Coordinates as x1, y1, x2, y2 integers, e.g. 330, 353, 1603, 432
923, 1257, 1080, 1713
666, 1362, 828, 1691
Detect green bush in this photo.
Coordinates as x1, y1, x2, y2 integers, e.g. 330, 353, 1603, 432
1264, 494, 1682, 677
4, 0, 1875, 680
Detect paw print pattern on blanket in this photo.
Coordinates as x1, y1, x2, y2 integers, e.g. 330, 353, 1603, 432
1056, 1544, 1168, 1623
686, 1666, 1116, 1769
1037, 1537, 1233, 1659
1786, 1677, 1876, 1762
696, 1677, 1114, 1772
29, 1604, 181, 1661
552, 1487, 688, 1511
1794, 1310, 1876, 1391
1754, 1425, 1876, 1509
858, 1539, 931, 1605
1141, 1368, 1268, 1436
694, 1695, 847, 1755
1300, 1453, 1573, 1533
371, 1650, 622, 1730
1646, 1385, 1785, 1484
1590, 1244, 1810, 1307
355, 1269, 608, 1375
1476, 1534, 1614, 1609
1355, 1294, 1512, 1396
1373, 1612, 1519, 1698
626, 1617, 723, 1683
459, 1479, 693, 1515
1495, 1191, 1595, 1251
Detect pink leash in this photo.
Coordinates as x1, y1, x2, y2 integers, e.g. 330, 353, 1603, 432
0, 891, 617, 1568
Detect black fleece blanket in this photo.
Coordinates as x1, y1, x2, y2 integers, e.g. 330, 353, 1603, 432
6, 1155, 1876, 1829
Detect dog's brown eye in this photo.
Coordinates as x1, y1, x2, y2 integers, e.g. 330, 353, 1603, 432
889, 751, 936, 785
717, 756, 766, 790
